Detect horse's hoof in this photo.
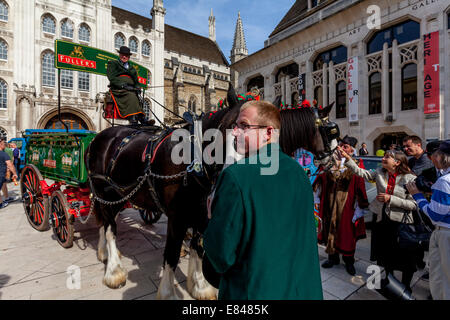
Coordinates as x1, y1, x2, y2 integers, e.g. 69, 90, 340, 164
103, 266, 127, 289
187, 280, 218, 300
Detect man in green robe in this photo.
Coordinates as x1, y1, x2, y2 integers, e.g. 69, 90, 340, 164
204, 100, 323, 300
107, 46, 153, 125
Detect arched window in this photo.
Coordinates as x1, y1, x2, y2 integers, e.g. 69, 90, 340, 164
42, 51, 55, 87
275, 63, 299, 83
369, 72, 381, 114
61, 19, 74, 39
335, 80, 346, 119
129, 37, 138, 53
0, 1, 8, 21
188, 96, 197, 113
78, 71, 89, 91
0, 79, 7, 109
42, 14, 56, 34
246, 75, 264, 92
142, 40, 151, 57
45, 113, 87, 130
0, 39, 7, 60
143, 99, 151, 119
0, 127, 6, 140
401, 63, 417, 111
79, 24, 90, 43
114, 33, 125, 50
367, 20, 420, 54
313, 46, 347, 71
314, 86, 323, 108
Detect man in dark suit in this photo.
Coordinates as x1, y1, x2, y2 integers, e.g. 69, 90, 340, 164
107, 46, 154, 125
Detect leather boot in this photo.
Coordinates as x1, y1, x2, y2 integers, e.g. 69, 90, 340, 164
128, 115, 138, 125
137, 113, 155, 126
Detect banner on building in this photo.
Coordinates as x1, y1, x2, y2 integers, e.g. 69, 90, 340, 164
54, 40, 149, 88
347, 56, 359, 122
297, 73, 306, 105
423, 31, 440, 114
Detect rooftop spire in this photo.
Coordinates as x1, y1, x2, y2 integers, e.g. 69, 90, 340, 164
231, 11, 248, 62
209, 8, 216, 42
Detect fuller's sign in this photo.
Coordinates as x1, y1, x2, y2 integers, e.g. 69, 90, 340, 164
55, 40, 149, 89
423, 31, 440, 114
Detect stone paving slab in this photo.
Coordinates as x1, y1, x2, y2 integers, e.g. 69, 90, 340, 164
0, 182, 431, 300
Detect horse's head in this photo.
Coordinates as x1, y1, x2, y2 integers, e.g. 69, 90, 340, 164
278, 101, 340, 164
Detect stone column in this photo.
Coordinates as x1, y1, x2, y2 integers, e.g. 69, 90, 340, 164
281, 75, 287, 104
322, 63, 328, 107
306, 61, 313, 102
392, 39, 400, 121
328, 61, 335, 110
382, 42, 389, 119
286, 77, 293, 106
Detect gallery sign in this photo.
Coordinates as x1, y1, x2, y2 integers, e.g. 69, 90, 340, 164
423, 31, 440, 114
347, 56, 359, 122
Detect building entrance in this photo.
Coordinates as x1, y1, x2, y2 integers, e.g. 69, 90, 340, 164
373, 132, 408, 153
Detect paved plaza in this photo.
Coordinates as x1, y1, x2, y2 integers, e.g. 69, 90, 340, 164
0, 182, 431, 300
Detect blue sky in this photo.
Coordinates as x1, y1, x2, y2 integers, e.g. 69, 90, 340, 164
111, 0, 295, 63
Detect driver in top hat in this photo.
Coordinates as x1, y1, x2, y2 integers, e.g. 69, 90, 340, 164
107, 46, 154, 125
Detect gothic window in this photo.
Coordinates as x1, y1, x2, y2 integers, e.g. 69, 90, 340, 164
0, 1, 8, 21
275, 63, 299, 83
129, 37, 138, 53
313, 46, 347, 71
142, 40, 151, 57
61, 19, 74, 39
42, 14, 56, 34
79, 24, 90, 43
42, 51, 55, 87
78, 71, 90, 91
367, 20, 420, 54
143, 99, 151, 119
314, 86, 323, 108
246, 75, 264, 92
0, 127, 6, 139
0, 79, 6, 109
188, 96, 197, 113
335, 80, 346, 119
114, 33, 125, 50
401, 63, 417, 111
61, 69, 73, 89
0, 39, 7, 60
197, 69, 201, 75
369, 72, 381, 114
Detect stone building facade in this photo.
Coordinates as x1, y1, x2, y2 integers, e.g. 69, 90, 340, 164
232, 0, 450, 154
0, 0, 230, 139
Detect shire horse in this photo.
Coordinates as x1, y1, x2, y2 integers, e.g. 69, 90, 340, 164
85, 85, 338, 299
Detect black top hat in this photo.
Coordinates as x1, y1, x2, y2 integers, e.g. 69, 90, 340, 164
426, 140, 442, 155
117, 46, 132, 56
439, 140, 450, 155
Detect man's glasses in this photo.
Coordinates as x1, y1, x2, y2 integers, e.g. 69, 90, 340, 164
231, 122, 268, 131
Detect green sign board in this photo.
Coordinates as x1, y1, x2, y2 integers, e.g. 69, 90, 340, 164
55, 40, 149, 89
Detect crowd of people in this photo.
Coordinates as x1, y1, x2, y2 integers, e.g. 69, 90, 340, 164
202, 99, 449, 300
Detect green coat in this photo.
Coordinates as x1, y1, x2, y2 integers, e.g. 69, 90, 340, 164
106, 59, 143, 118
204, 143, 323, 300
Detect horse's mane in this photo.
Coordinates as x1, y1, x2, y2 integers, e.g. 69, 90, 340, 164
279, 108, 317, 157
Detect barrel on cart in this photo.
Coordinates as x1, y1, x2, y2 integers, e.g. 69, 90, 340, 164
20, 130, 161, 248
20, 130, 95, 248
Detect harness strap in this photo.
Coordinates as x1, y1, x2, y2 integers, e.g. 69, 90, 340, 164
106, 130, 142, 177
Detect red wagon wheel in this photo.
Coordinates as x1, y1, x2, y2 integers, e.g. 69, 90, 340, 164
50, 190, 74, 248
20, 165, 50, 231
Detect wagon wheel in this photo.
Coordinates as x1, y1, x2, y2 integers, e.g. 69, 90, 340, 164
20, 165, 50, 231
50, 191, 74, 248
139, 209, 162, 225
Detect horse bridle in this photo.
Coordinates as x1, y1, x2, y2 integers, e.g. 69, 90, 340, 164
312, 108, 340, 161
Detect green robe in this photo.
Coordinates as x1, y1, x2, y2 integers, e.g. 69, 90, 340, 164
204, 143, 323, 300
106, 59, 143, 118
